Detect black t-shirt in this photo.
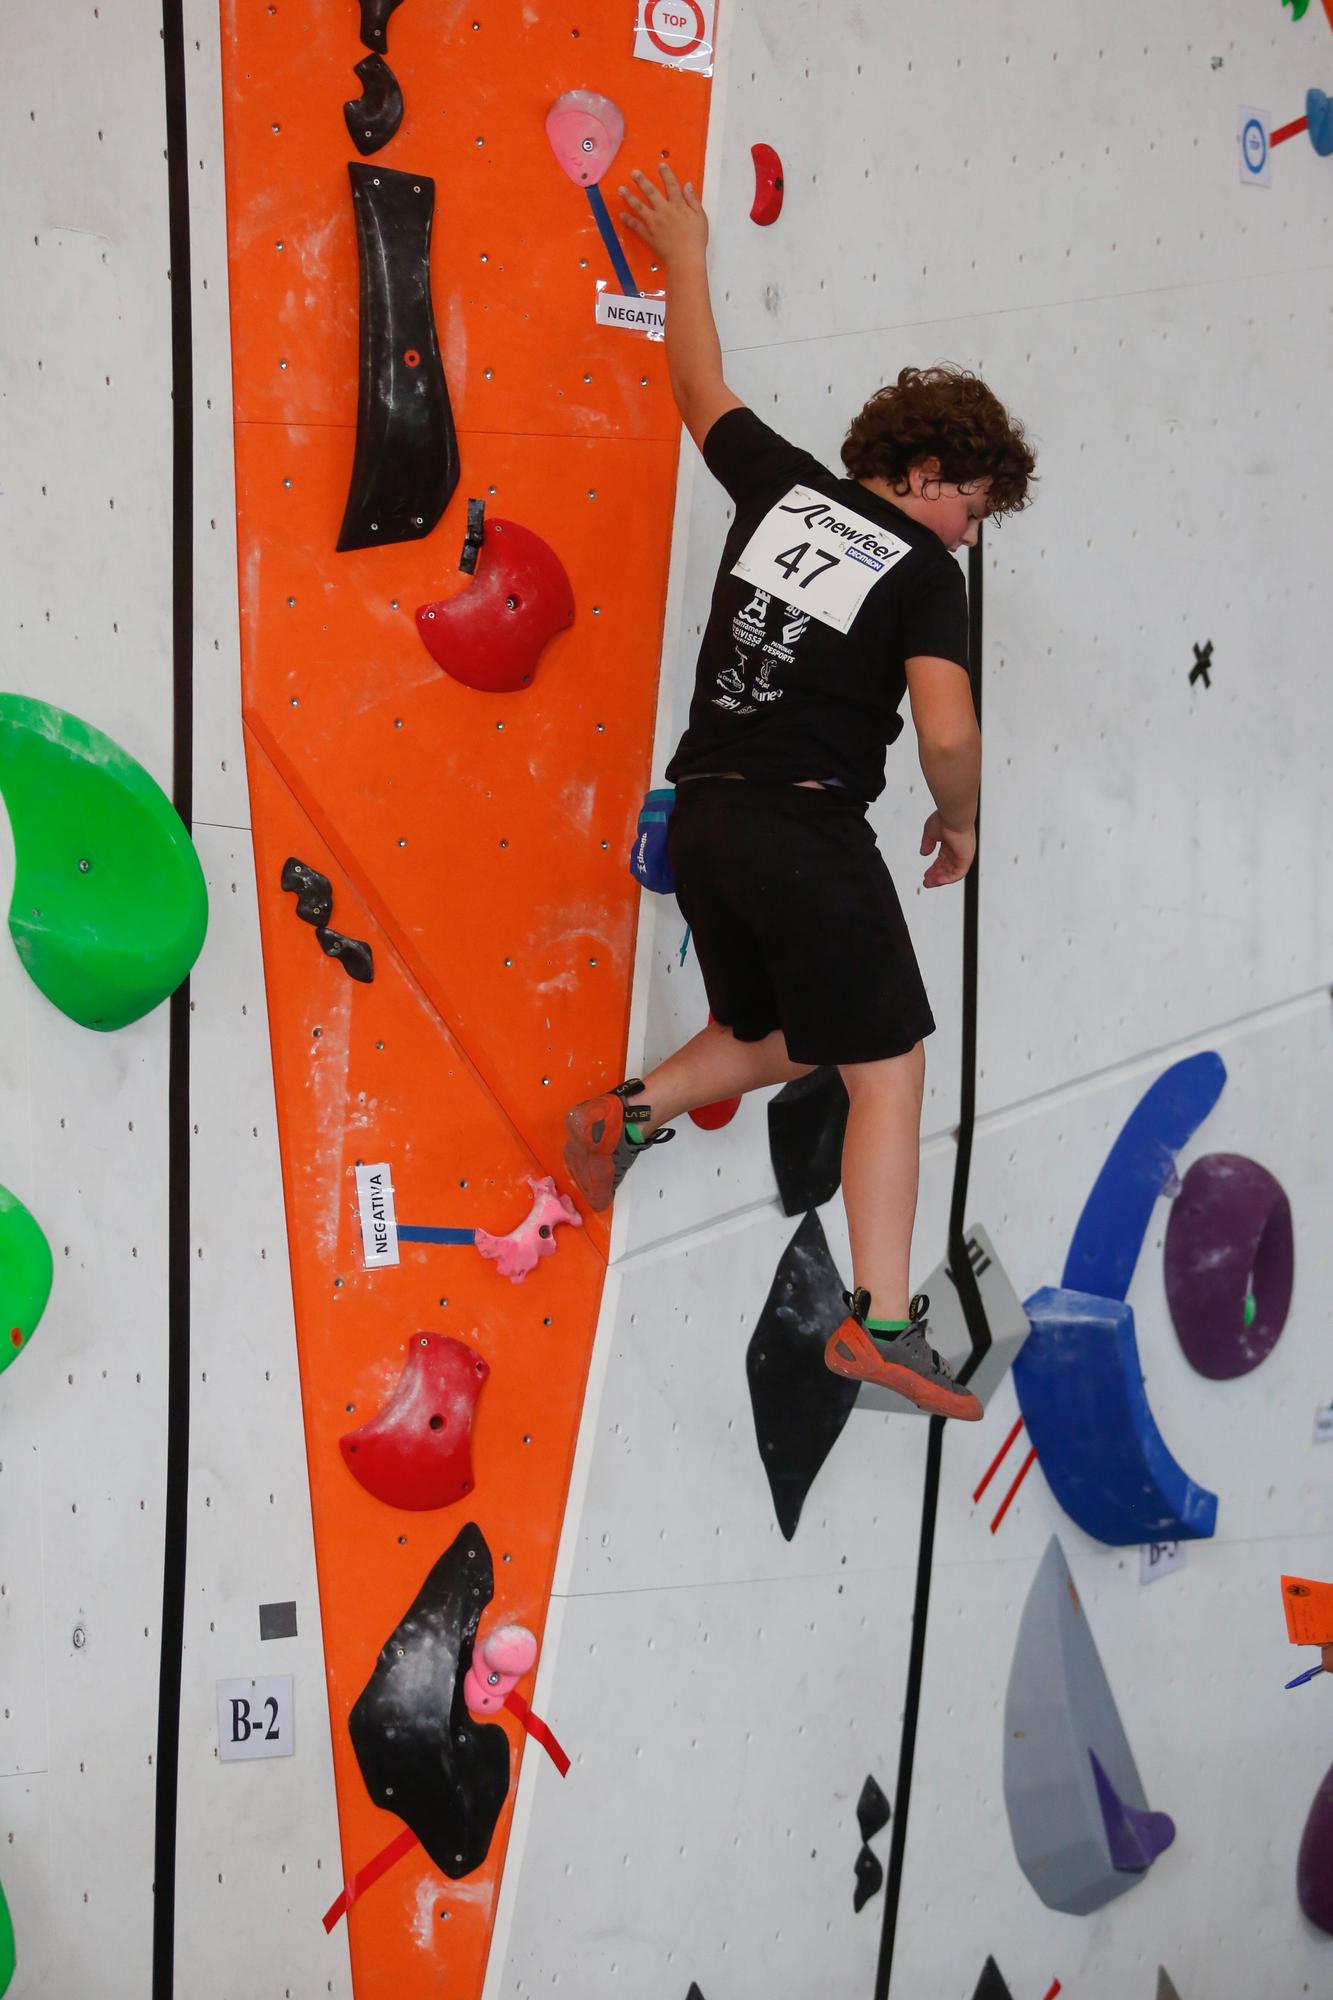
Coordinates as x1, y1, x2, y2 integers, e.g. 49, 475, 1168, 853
664, 407, 971, 805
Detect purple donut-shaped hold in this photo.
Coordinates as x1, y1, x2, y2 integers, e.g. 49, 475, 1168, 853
1298, 1760, 1333, 1934
1163, 1152, 1294, 1380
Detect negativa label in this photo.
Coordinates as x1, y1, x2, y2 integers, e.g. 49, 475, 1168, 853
355, 1160, 400, 1269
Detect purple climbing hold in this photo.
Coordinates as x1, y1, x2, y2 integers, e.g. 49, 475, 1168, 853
1090, 1748, 1176, 1872
1297, 1759, 1333, 1933
1164, 1153, 1293, 1380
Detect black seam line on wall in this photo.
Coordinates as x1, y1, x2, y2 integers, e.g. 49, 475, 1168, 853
874, 535, 988, 2000
154, 4, 194, 1997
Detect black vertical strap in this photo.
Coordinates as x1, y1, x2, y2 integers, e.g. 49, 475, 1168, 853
154, 3, 194, 1995
873, 533, 985, 2000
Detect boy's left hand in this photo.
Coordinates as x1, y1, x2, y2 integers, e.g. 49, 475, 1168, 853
617, 161, 709, 264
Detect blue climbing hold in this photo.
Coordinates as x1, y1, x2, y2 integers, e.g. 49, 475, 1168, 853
1012, 1286, 1217, 1546
1061, 1052, 1226, 1302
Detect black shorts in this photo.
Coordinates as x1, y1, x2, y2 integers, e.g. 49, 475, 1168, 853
665, 779, 936, 1065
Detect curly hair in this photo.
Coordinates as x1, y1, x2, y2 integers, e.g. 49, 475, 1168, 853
841, 364, 1036, 518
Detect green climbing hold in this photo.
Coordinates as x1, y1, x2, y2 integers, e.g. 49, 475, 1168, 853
0, 1183, 53, 1375
0, 695, 207, 1030
1244, 1289, 1258, 1330
0, 1877, 14, 1996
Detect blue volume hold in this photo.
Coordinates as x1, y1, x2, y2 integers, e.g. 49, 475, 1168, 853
1012, 1287, 1218, 1546
1061, 1052, 1227, 1302
1307, 88, 1333, 158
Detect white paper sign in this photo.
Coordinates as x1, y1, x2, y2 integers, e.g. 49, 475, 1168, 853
356, 1161, 399, 1269
595, 290, 666, 339
632, 0, 716, 75
1238, 107, 1270, 187
217, 1676, 294, 1762
730, 484, 914, 635
1140, 1540, 1186, 1585
1313, 1402, 1333, 1443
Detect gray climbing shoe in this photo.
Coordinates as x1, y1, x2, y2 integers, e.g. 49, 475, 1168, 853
824, 1290, 983, 1420
563, 1076, 676, 1211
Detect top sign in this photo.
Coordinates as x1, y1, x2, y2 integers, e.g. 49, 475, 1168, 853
633, 0, 716, 74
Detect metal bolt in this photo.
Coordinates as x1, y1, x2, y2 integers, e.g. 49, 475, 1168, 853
73, 1626, 87, 1649
77, 858, 91, 873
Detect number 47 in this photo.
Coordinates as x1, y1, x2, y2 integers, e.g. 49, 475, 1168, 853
774, 542, 840, 588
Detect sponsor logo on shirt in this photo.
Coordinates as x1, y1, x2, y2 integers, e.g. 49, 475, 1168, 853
732, 586, 770, 647
761, 609, 809, 664
774, 494, 903, 571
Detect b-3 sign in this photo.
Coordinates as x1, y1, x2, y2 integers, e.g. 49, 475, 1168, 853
633, 0, 715, 74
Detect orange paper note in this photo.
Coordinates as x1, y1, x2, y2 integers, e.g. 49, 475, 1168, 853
1281, 1575, 1333, 1645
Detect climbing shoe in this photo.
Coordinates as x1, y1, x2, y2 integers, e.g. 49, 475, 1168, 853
824, 1290, 983, 1421
563, 1077, 675, 1211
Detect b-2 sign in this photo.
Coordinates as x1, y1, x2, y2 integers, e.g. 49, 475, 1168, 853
731, 484, 914, 635
217, 1675, 295, 1763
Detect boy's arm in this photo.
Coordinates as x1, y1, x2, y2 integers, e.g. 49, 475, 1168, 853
616, 164, 745, 450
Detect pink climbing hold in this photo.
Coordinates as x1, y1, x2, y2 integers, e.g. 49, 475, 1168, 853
464, 1622, 539, 1714
544, 88, 625, 186
475, 1173, 583, 1283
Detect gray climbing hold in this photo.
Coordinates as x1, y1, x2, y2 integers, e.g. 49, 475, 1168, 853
1004, 1535, 1176, 1914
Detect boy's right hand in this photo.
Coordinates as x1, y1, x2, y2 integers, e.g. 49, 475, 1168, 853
920, 812, 976, 887
617, 161, 710, 265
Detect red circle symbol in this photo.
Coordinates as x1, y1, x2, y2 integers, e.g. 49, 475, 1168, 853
645, 0, 706, 59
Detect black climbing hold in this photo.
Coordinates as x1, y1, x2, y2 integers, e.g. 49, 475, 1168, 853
746, 1210, 858, 1540
317, 928, 375, 984
856, 1772, 891, 1844
343, 53, 404, 156
685, 1987, 706, 2000
280, 856, 333, 928
460, 496, 487, 575
853, 1841, 883, 1913
767, 1066, 849, 1215
337, 163, 459, 554
972, 1956, 1015, 2000
349, 1523, 510, 1877
359, 0, 405, 52
281, 857, 374, 983
1190, 639, 1213, 688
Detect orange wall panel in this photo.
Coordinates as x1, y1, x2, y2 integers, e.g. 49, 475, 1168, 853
218, 2, 715, 1993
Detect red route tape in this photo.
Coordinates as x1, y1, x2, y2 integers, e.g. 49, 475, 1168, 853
1042, 1981, 1062, 2000
973, 1414, 1025, 1503
322, 1826, 420, 1932
505, 1689, 571, 1777
1270, 115, 1309, 147
990, 1445, 1038, 1535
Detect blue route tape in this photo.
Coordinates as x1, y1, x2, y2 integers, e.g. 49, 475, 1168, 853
397, 1225, 476, 1245
1061, 1051, 1226, 1302
585, 184, 640, 298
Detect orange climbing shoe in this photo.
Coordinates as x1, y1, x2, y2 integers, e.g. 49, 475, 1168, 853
563, 1077, 675, 1211
824, 1290, 983, 1421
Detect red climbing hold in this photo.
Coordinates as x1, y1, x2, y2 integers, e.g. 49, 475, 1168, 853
750, 143, 784, 225
340, 1333, 488, 1511
416, 520, 575, 693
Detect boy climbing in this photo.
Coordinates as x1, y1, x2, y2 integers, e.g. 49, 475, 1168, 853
563, 162, 1036, 1422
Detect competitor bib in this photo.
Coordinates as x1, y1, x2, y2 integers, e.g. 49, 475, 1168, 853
730, 484, 914, 634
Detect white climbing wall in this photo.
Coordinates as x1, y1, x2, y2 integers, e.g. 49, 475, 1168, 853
486, 4, 1333, 1998
0, 8, 350, 1997
2, 3, 1331, 1998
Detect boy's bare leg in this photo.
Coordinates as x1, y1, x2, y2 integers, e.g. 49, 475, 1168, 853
836, 1043, 926, 1325
632, 1019, 816, 1136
